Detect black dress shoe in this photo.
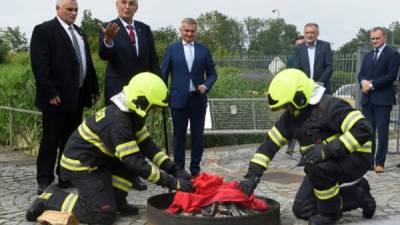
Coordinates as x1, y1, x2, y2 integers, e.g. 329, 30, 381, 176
397, 163, 400, 168
132, 177, 147, 191
117, 203, 139, 216
37, 184, 49, 195
26, 197, 46, 221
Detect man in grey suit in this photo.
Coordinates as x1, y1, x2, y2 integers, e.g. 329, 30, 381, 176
294, 23, 333, 94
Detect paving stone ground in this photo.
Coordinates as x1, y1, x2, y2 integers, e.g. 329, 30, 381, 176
0, 144, 399, 225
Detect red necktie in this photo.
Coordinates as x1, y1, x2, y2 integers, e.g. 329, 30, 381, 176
126, 25, 136, 46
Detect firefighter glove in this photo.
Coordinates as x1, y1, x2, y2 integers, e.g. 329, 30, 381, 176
166, 176, 193, 192
303, 144, 332, 165
176, 178, 194, 192
238, 176, 260, 196
174, 169, 192, 180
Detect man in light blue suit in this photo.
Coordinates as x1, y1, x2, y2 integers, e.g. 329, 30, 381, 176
162, 18, 217, 177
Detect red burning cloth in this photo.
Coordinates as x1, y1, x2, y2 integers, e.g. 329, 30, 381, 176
166, 172, 268, 214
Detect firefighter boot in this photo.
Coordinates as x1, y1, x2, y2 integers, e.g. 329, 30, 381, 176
308, 214, 337, 225
115, 188, 139, 216
117, 202, 139, 216
358, 178, 376, 219
26, 197, 47, 221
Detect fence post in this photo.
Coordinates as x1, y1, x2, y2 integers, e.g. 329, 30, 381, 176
252, 100, 256, 130
9, 110, 13, 148
355, 43, 368, 108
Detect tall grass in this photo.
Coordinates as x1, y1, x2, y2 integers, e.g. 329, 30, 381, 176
0, 53, 268, 153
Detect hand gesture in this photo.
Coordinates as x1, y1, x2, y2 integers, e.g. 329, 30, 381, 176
99, 22, 120, 45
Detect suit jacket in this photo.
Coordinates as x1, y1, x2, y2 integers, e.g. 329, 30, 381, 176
294, 40, 333, 92
30, 18, 99, 113
358, 45, 400, 106
161, 41, 217, 109
99, 18, 161, 102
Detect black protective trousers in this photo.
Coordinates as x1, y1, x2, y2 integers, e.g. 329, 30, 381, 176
44, 160, 136, 225
292, 152, 371, 219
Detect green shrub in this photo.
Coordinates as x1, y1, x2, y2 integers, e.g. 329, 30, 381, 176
331, 71, 355, 93
0, 52, 274, 151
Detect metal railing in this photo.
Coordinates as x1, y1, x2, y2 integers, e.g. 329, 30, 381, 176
0, 106, 41, 148
1, 45, 399, 153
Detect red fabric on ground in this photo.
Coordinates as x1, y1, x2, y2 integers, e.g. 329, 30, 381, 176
166, 172, 268, 214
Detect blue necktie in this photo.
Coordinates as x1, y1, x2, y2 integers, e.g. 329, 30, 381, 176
68, 25, 84, 87
186, 43, 196, 92
186, 43, 194, 72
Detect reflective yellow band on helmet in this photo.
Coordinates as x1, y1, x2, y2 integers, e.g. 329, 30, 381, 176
314, 183, 339, 200
341, 111, 364, 132
268, 126, 287, 147
39, 192, 52, 200
250, 153, 270, 169
111, 175, 133, 193
147, 165, 161, 183
60, 155, 98, 172
152, 151, 169, 167
339, 131, 361, 153
356, 141, 372, 153
115, 140, 140, 159
78, 121, 113, 157
61, 193, 78, 213
136, 126, 150, 144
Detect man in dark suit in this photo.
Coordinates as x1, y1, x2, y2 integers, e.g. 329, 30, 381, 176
358, 27, 400, 173
99, 0, 160, 106
30, 0, 99, 195
294, 23, 333, 93
99, 0, 160, 190
162, 18, 217, 177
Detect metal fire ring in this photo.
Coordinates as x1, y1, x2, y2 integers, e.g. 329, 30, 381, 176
147, 193, 281, 225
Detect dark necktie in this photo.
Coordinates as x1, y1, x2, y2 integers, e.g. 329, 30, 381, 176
373, 48, 379, 65
68, 25, 84, 87
126, 25, 136, 46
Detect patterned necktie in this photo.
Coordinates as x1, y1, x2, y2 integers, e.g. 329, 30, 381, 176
126, 25, 136, 46
373, 48, 379, 65
68, 25, 84, 87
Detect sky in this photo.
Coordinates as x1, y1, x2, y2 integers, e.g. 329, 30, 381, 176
1, 0, 399, 50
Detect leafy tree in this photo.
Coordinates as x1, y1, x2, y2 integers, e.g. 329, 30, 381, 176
196, 11, 245, 55
387, 21, 400, 48
243, 17, 268, 48
0, 33, 10, 63
1, 26, 28, 52
153, 26, 178, 60
248, 18, 298, 55
80, 10, 103, 52
338, 28, 370, 53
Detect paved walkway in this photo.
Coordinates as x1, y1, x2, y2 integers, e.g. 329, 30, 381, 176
0, 144, 399, 225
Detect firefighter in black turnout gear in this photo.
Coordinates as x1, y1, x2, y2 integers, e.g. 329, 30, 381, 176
26, 73, 193, 225
238, 69, 376, 225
